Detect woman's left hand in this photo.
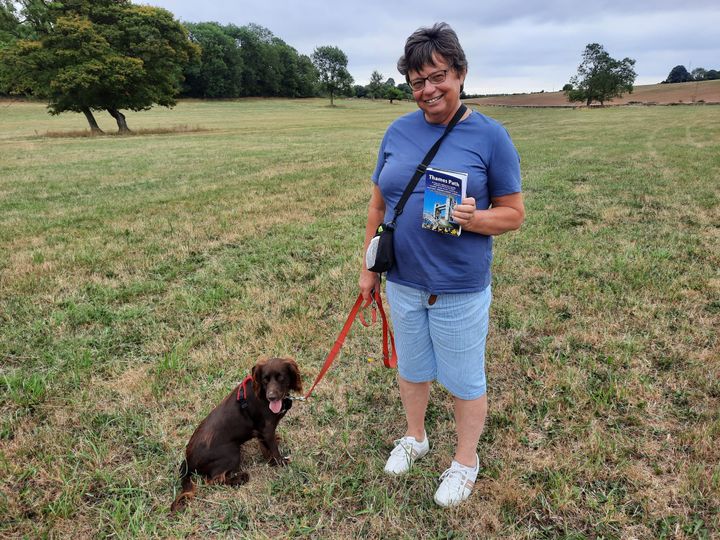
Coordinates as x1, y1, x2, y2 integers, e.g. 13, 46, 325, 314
452, 197, 477, 228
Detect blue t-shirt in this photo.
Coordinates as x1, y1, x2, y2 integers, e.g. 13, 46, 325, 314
372, 109, 521, 294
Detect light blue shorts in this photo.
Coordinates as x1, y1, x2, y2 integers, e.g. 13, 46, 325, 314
385, 281, 491, 400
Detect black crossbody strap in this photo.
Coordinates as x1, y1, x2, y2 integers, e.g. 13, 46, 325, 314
390, 104, 468, 225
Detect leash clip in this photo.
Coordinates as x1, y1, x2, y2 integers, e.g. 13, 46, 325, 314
288, 395, 306, 402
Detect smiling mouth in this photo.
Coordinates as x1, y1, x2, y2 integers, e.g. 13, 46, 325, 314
424, 95, 443, 104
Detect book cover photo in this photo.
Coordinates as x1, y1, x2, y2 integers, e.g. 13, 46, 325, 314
421, 167, 469, 236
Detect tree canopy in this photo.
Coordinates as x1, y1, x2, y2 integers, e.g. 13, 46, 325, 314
311, 45, 353, 106
181, 23, 317, 99
0, 0, 198, 132
565, 43, 636, 106
665, 65, 692, 84
367, 70, 384, 99
183, 22, 244, 98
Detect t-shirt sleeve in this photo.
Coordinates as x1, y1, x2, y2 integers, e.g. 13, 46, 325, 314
371, 129, 390, 185
487, 125, 522, 197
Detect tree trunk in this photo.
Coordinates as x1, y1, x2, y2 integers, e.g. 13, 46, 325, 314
81, 107, 103, 134
107, 108, 131, 133
330, 90, 334, 107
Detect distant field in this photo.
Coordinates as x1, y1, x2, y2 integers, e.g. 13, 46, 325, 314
1, 99, 718, 538
467, 79, 720, 107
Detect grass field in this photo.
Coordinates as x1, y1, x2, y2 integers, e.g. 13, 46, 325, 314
1, 98, 718, 539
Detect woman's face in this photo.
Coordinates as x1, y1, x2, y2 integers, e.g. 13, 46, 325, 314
407, 53, 466, 125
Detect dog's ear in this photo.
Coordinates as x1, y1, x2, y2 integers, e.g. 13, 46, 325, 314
251, 359, 266, 396
285, 358, 302, 393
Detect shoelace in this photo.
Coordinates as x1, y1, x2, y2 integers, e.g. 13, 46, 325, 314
390, 438, 415, 457
390, 437, 420, 460
438, 464, 476, 487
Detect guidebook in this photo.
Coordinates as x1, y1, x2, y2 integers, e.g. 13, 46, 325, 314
421, 167, 468, 236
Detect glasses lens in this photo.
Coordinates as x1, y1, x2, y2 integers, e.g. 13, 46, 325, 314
410, 70, 447, 91
428, 71, 446, 84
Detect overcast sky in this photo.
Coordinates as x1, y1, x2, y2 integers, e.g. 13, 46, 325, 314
140, 0, 720, 95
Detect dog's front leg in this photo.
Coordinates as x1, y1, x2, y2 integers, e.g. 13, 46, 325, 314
259, 429, 287, 466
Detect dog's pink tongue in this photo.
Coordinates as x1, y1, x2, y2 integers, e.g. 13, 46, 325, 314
269, 399, 282, 414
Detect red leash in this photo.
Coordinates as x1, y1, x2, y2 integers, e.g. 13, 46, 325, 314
304, 289, 396, 399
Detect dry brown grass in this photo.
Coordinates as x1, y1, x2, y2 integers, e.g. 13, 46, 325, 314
40, 124, 210, 138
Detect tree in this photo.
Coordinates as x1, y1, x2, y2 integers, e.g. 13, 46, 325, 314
665, 65, 692, 84
396, 82, 412, 99
565, 43, 636, 106
386, 86, 404, 104
0, 0, 198, 133
1, 1, 20, 44
1, 0, 52, 43
688, 67, 718, 81
271, 37, 318, 98
367, 70, 383, 99
311, 45, 353, 106
353, 84, 367, 98
183, 22, 243, 98
191, 23, 317, 99
691, 67, 707, 81
223, 23, 287, 97
562, 83, 573, 91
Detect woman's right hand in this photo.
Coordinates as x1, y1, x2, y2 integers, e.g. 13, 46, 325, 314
359, 269, 380, 303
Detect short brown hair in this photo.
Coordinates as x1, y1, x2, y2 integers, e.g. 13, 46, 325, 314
397, 22, 468, 78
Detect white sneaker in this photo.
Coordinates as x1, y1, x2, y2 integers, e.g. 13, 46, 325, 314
383, 434, 429, 475
433, 455, 479, 507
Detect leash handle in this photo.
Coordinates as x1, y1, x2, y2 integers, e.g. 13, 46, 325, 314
304, 290, 396, 399
357, 295, 377, 327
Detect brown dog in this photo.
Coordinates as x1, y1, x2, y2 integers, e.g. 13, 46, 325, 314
171, 357, 302, 512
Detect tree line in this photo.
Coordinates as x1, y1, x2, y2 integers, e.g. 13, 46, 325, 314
663, 65, 719, 84
180, 22, 318, 99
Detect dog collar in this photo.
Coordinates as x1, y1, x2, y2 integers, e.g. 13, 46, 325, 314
236, 374, 253, 408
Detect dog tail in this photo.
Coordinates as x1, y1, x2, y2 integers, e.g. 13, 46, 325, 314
170, 460, 196, 513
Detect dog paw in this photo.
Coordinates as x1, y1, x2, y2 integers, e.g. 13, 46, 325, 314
270, 455, 290, 466
228, 471, 249, 486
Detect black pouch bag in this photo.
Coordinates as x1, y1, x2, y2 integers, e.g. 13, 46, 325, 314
365, 222, 395, 273
364, 104, 467, 274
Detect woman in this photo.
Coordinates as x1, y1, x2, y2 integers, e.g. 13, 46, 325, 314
359, 22, 524, 507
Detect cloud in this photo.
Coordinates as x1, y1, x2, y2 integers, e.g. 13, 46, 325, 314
139, 0, 720, 93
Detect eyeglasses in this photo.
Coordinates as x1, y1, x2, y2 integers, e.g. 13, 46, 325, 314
409, 70, 448, 92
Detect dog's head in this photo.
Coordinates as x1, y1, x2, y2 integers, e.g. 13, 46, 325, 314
252, 357, 302, 414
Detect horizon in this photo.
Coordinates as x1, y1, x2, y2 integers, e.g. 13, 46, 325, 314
139, 1, 720, 95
